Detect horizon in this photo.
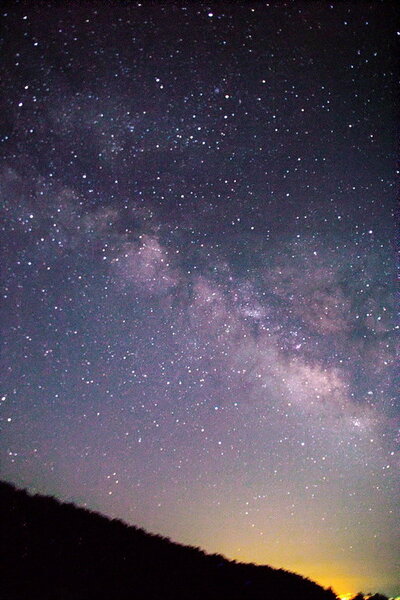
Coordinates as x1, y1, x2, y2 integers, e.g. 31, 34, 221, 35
2, 479, 398, 600
1, 1, 398, 598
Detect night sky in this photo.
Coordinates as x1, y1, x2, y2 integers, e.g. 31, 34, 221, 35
1, 1, 398, 597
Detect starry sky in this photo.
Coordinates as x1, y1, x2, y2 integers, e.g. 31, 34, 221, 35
0, 1, 398, 597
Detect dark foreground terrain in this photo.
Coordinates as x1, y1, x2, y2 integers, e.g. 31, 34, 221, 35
0, 480, 337, 600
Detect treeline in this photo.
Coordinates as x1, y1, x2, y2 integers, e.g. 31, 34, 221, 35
0, 480, 340, 600
348, 595, 390, 600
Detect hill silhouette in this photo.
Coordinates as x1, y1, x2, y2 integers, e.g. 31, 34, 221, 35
0, 480, 337, 600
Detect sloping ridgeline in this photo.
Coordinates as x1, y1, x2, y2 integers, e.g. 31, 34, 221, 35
0, 481, 337, 600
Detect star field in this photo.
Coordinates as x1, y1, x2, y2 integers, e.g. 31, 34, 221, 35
0, 2, 398, 597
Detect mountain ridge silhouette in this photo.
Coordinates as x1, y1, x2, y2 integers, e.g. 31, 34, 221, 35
0, 479, 338, 600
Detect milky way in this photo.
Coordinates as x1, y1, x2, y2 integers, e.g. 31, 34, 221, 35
0, 2, 398, 597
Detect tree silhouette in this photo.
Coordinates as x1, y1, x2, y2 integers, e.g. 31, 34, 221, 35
349, 594, 390, 600
0, 480, 341, 600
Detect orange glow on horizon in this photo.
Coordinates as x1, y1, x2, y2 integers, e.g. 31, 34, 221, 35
338, 597, 400, 600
